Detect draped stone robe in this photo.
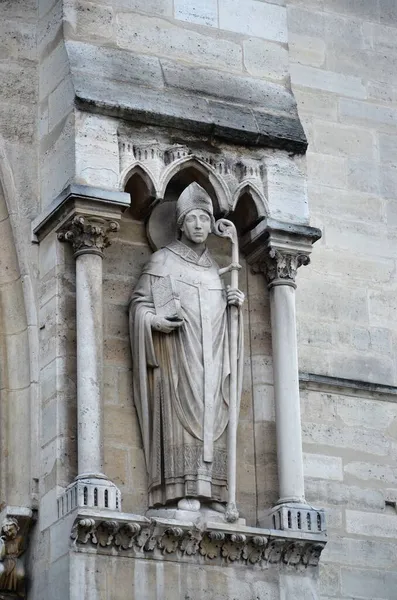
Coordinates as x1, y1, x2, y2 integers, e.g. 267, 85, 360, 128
129, 240, 243, 507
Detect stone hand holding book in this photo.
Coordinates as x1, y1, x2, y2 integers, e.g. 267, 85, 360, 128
152, 275, 183, 321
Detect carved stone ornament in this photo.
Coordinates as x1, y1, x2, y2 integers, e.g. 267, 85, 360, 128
254, 248, 310, 287
70, 513, 327, 568
0, 510, 32, 599
57, 215, 120, 256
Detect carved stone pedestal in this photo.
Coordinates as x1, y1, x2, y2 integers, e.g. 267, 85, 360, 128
58, 476, 122, 518
267, 503, 326, 535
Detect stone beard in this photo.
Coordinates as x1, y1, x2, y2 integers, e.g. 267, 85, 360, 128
129, 193, 243, 509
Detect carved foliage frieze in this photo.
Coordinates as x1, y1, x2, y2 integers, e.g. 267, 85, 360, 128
71, 516, 326, 568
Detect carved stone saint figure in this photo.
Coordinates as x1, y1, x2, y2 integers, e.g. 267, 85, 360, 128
0, 518, 25, 598
129, 182, 244, 512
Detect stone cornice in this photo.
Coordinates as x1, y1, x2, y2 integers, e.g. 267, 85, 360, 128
31, 184, 130, 243
67, 42, 308, 154
241, 218, 322, 286
70, 509, 327, 568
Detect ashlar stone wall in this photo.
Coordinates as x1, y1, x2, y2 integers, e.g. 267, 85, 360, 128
289, 2, 397, 598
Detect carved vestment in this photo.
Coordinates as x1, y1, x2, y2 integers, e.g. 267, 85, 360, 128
129, 240, 243, 507
0, 535, 24, 596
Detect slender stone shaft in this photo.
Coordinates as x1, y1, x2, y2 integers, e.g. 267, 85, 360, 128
269, 282, 305, 504
58, 213, 120, 481
75, 252, 104, 477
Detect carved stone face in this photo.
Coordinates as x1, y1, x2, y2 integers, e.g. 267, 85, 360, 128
2, 522, 18, 539
180, 208, 211, 244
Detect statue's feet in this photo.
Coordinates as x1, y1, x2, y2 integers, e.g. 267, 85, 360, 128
177, 498, 201, 512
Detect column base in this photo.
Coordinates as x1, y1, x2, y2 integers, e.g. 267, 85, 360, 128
57, 476, 122, 518
265, 502, 327, 535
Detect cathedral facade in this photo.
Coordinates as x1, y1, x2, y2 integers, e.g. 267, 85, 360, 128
0, 1, 396, 598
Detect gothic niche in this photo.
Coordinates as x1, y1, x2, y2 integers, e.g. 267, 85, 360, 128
123, 146, 267, 524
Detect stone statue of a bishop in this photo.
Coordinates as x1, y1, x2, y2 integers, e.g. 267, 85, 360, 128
129, 183, 244, 513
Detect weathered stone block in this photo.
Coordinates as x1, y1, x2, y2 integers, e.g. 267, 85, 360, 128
0, 101, 35, 143
161, 60, 294, 111
174, 0, 218, 27
340, 97, 397, 126
306, 153, 347, 189
318, 564, 341, 598
104, 404, 141, 447
67, 40, 164, 89
75, 112, 120, 189
313, 121, 375, 159
48, 76, 74, 130
40, 113, 75, 206
289, 34, 325, 67
294, 89, 338, 120
291, 64, 367, 98
308, 185, 384, 224
306, 480, 385, 510
288, 5, 324, 38
322, 0, 379, 21
344, 461, 397, 486
348, 157, 381, 194
39, 41, 69, 100
243, 37, 289, 81
116, 13, 242, 70
379, 0, 397, 25
324, 537, 397, 569
302, 422, 390, 456
297, 278, 368, 323
38, 0, 62, 55
219, 0, 287, 42
346, 509, 397, 538
342, 567, 397, 600
0, 18, 36, 60
65, 0, 114, 41
303, 453, 343, 481
369, 289, 397, 327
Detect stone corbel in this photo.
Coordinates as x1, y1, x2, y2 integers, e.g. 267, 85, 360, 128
0, 506, 33, 599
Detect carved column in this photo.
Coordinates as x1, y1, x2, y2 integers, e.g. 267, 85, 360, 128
242, 219, 325, 533
58, 216, 117, 478
264, 248, 309, 506
57, 215, 122, 512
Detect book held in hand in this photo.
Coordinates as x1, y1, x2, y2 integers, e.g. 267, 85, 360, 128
152, 275, 183, 320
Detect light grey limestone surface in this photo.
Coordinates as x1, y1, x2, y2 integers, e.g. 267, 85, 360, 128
2, 0, 397, 599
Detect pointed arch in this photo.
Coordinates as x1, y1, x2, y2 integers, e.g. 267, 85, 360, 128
159, 156, 231, 215
123, 165, 157, 220
230, 182, 268, 238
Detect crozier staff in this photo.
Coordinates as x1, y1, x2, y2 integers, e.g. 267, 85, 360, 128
129, 183, 244, 512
